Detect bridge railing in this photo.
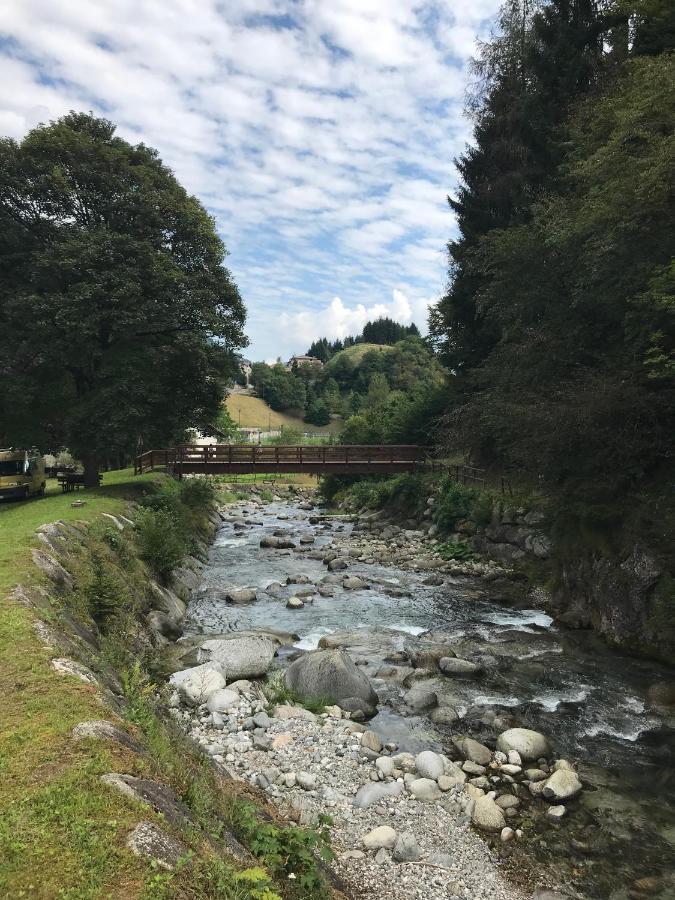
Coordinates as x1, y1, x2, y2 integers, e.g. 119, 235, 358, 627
135, 444, 424, 474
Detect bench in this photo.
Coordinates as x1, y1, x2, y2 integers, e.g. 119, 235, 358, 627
57, 473, 103, 493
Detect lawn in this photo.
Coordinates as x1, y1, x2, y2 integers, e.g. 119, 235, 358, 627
225, 392, 341, 434
0, 467, 160, 596
0, 467, 165, 898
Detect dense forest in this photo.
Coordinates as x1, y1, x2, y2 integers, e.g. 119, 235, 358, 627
428, 0, 674, 506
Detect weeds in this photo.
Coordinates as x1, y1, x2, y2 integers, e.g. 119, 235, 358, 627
435, 540, 478, 561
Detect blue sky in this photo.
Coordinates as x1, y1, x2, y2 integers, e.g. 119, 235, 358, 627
0, 0, 501, 360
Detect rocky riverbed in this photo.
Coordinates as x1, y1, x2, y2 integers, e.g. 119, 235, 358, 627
161, 486, 675, 900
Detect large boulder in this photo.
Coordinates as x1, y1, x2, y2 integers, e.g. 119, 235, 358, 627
197, 636, 277, 679
496, 728, 551, 761
285, 649, 378, 708
170, 663, 226, 706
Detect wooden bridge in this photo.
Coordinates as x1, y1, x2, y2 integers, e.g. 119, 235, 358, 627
135, 444, 425, 477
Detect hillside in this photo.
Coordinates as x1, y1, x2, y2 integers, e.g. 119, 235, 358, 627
225, 391, 340, 433
324, 342, 393, 371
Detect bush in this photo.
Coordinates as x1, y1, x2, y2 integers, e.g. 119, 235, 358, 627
433, 477, 496, 534
135, 507, 187, 581
179, 476, 216, 510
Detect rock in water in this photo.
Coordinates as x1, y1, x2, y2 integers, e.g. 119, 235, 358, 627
363, 825, 397, 850
393, 831, 421, 862
496, 728, 551, 761
542, 769, 582, 801
472, 795, 506, 832
198, 636, 277, 679
457, 737, 492, 767
285, 649, 378, 707
439, 657, 482, 676
286, 596, 305, 609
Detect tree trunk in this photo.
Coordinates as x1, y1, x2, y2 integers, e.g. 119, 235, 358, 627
82, 452, 100, 488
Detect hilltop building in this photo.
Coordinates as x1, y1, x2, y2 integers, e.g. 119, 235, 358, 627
286, 355, 323, 371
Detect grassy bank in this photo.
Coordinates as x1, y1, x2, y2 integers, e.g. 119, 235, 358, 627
0, 470, 338, 899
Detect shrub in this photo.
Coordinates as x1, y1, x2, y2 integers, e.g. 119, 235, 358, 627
179, 476, 216, 510
79, 550, 127, 625
135, 507, 187, 581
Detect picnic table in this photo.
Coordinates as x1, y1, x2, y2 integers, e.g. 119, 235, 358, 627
57, 473, 103, 492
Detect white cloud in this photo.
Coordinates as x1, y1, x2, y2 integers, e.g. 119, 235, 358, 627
270, 288, 438, 359
0, 0, 500, 358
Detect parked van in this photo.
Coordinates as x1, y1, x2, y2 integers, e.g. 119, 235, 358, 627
0, 448, 46, 501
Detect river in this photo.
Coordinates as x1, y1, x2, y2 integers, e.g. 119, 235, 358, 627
183, 496, 675, 898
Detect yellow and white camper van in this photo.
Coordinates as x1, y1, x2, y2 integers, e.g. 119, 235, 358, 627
0, 448, 46, 501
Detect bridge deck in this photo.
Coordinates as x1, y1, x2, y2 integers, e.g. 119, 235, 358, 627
136, 444, 424, 476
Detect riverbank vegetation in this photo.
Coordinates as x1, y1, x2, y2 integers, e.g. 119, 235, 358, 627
0, 472, 338, 898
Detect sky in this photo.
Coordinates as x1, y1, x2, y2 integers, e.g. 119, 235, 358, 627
0, 0, 501, 361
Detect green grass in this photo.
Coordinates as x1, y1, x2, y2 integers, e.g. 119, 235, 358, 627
0, 467, 160, 597
225, 394, 340, 434
0, 468, 338, 898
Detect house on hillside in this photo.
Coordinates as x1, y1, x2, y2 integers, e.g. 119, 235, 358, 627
286, 355, 323, 371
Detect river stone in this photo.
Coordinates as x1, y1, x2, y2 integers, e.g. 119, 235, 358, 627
547, 804, 567, 821
343, 575, 366, 590
393, 831, 421, 862
439, 657, 482, 676
375, 757, 395, 777
415, 750, 444, 780
297, 772, 318, 791
391, 752, 416, 773
363, 825, 397, 850
496, 728, 551, 761
178, 665, 226, 706
409, 778, 442, 802
404, 688, 438, 711
328, 558, 349, 571
285, 649, 378, 707
224, 588, 257, 604
338, 696, 377, 719
206, 689, 240, 713
458, 737, 492, 767
472, 795, 506, 832
430, 706, 459, 725
542, 769, 582, 801
126, 821, 187, 870
361, 730, 383, 753
495, 794, 520, 810
286, 596, 304, 609
199, 636, 276, 679
273, 704, 317, 722
353, 781, 403, 808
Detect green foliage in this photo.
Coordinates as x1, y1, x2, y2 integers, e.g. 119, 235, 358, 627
0, 112, 246, 475
429, 4, 674, 507
135, 507, 187, 582
435, 540, 478, 561
433, 478, 494, 534
266, 425, 304, 446
231, 801, 333, 895
262, 672, 333, 713
79, 551, 127, 625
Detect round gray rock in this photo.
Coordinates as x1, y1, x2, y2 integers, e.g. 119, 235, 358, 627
496, 728, 551, 761
285, 649, 378, 706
